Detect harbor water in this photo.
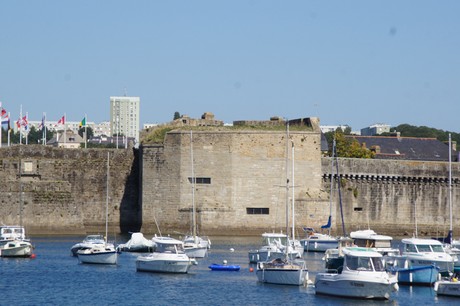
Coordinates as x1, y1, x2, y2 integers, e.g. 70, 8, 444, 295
0, 236, 456, 305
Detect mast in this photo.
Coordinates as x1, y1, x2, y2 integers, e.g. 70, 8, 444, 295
335, 138, 346, 237
448, 133, 453, 244
285, 121, 290, 255
105, 152, 109, 243
291, 138, 295, 241
190, 130, 197, 240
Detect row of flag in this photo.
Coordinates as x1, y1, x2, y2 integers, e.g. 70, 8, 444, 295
0, 109, 87, 132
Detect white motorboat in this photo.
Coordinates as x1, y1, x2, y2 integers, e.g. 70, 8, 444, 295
136, 236, 197, 273
315, 247, 399, 300
387, 238, 454, 285
70, 234, 105, 256
0, 239, 33, 258
77, 243, 118, 265
350, 229, 399, 256
248, 232, 299, 263
0, 225, 27, 243
434, 275, 460, 297
117, 232, 155, 252
255, 122, 309, 286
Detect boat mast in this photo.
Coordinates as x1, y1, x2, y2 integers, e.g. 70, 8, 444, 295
190, 130, 197, 240
328, 140, 335, 236
449, 133, 453, 244
105, 152, 109, 243
285, 121, 290, 257
335, 138, 346, 237
291, 138, 295, 242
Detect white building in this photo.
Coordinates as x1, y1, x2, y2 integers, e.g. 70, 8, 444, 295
110, 96, 140, 143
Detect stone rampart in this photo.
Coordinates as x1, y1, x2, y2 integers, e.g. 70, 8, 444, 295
0, 145, 139, 235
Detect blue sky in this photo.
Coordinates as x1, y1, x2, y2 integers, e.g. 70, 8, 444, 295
1, 1, 459, 132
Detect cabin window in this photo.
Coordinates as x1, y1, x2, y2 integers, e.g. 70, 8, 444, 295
188, 177, 211, 184
246, 208, 269, 215
406, 244, 417, 252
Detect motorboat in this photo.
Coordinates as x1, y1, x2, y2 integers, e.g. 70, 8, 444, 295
136, 236, 197, 273
70, 234, 106, 256
248, 232, 299, 263
387, 238, 454, 285
117, 232, 155, 252
0, 239, 33, 258
315, 247, 399, 300
350, 229, 400, 268
300, 227, 339, 252
434, 274, 460, 297
323, 237, 354, 272
256, 257, 308, 286
0, 225, 27, 243
77, 242, 118, 265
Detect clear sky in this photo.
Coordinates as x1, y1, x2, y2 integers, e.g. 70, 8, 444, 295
1, 1, 459, 132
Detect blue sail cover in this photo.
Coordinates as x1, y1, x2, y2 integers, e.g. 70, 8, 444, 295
321, 216, 331, 229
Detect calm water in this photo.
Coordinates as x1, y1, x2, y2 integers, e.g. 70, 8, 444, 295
0, 236, 457, 306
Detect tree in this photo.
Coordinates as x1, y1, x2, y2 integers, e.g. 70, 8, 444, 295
173, 111, 181, 120
328, 130, 374, 159
78, 126, 94, 140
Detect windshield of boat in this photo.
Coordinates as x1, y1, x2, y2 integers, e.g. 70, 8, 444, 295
264, 236, 287, 246
345, 255, 384, 272
431, 245, 445, 252
415, 244, 434, 252
157, 243, 180, 253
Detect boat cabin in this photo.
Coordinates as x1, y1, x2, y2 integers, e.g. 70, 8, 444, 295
402, 238, 445, 254
153, 237, 185, 254
0, 226, 26, 241
261, 233, 288, 247
343, 248, 385, 273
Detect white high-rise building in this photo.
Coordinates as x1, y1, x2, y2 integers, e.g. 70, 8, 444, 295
110, 96, 140, 143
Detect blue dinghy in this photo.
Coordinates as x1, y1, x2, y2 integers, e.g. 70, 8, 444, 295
209, 264, 240, 271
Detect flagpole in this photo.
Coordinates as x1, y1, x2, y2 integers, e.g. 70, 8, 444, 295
25, 112, 29, 145
84, 113, 87, 149
64, 113, 66, 146
19, 105, 23, 145
44, 113, 47, 145
0, 101, 3, 148
7, 112, 11, 147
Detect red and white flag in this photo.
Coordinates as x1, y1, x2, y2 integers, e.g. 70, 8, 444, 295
57, 115, 65, 125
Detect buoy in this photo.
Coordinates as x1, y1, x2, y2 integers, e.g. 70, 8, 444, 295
223, 260, 227, 265
30, 254, 36, 259
249, 267, 254, 272
229, 248, 234, 252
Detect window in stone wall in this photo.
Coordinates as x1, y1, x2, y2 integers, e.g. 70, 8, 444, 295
188, 177, 211, 184
354, 207, 363, 212
246, 208, 269, 215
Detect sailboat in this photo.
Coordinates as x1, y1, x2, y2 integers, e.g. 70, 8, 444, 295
301, 139, 339, 252
256, 121, 309, 286
0, 161, 34, 258
77, 152, 118, 265
289, 140, 304, 257
183, 130, 208, 258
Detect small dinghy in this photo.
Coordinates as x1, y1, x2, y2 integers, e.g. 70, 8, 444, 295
209, 261, 240, 271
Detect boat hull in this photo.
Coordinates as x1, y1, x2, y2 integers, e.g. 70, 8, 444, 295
77, 251, 118, 265
136, 256, 192, 273
184, 245, 207, 258
256, 260, 308, 286
301, 239, 338, 252
391, 265, 440, 285
0, 244, 33, 258
315, 272, 398, 300
435, 280, 460, 297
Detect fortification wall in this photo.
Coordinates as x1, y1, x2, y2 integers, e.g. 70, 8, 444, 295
322, 158, 460, 238
0, 145, 139, 235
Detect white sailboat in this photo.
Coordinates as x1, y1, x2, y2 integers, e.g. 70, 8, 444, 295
183, 130, 208, 258
301, 139, 338, 252
256, 121, 308, 286
77, 152, 118, 265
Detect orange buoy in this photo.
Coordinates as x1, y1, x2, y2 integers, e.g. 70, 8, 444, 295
30, 254, 36, 259
249, 267, 254, 272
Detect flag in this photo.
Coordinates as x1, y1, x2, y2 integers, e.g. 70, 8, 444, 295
1, 114, 9, 124
21, 115, 28, 127
1, 109, 6, 118
38, 114, 46, 130
79, 117, 86, 128
57, 115, 65, 125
